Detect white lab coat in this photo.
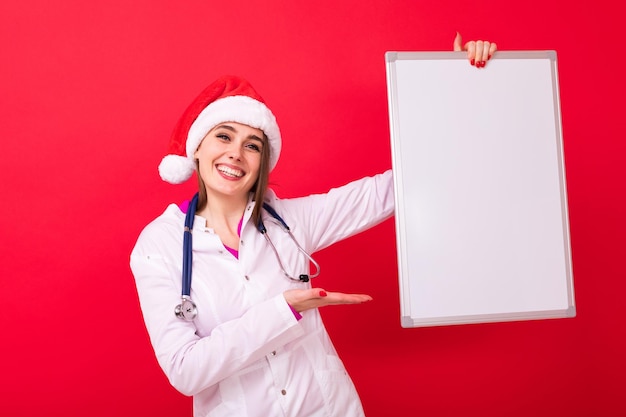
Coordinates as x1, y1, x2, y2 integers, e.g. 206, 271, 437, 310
130, 170, 394, 416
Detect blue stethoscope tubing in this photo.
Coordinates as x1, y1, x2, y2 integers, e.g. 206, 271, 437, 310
181, 193, 199, 299
176, 192, 320, 321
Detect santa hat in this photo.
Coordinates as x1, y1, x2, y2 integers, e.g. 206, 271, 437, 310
158, 75, 282, 184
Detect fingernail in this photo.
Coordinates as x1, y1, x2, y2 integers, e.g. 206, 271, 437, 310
488, 54, 492, 60
319, 290, 327, 297
470, 58, 475, 66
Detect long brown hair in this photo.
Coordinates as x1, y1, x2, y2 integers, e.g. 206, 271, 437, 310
195, 133, 270, 227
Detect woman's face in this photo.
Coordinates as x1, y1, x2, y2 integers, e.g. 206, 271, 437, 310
194, 122, 264, 201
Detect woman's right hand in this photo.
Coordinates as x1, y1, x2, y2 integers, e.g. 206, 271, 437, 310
453, 32, 497, 68
283, 288, 372, 313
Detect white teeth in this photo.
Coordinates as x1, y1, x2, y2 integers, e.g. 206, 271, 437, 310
217, 165, 244, 178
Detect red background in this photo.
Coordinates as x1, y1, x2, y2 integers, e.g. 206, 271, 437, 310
1, 1, 624, 416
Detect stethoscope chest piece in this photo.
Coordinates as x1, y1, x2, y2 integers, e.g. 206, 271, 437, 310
175, 297, 197, 321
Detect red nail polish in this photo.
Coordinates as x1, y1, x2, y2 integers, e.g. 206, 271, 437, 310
470, 58, 475, 66
319, 291, 327, 297
488, 54, 492, 60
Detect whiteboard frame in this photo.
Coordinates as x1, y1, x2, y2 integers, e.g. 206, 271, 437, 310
386, 51, 575, 328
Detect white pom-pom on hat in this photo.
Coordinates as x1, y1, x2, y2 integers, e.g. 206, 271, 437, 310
158, 75, 282, 184
158, 154, 196, 184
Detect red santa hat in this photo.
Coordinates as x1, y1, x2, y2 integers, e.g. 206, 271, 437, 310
158, 75, 282, 184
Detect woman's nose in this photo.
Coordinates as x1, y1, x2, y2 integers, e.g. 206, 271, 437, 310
227, 145, 242, 160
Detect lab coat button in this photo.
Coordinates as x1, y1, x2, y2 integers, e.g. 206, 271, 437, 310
271, 350, 276, 356
281, 389, 287, 396
244, 275, 250, 281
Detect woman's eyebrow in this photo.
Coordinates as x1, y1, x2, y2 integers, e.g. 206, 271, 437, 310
214, 123, 236, 132
216, 124, 263, 143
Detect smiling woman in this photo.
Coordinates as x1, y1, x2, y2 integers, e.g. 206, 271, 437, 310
130, 34, 496, 416
194, 122, 266, 249
132, 75, 390, 416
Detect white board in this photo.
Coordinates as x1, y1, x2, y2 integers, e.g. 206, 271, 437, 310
385, 51, 575, 327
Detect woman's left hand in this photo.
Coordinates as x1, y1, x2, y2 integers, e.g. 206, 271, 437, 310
454, 32, 497, 68
283, 288, 372, 313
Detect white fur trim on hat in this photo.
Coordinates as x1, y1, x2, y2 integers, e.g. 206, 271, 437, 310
187, 95, 282, 170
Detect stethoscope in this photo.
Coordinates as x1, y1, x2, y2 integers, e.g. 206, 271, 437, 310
175, 193, 321, 321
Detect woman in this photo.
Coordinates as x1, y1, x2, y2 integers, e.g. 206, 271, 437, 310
131, 35, 496, 416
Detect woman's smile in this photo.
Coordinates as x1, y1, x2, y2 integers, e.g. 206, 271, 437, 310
216, 164, 245, 179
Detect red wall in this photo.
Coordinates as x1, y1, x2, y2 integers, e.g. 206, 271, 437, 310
1, 1, 623, 416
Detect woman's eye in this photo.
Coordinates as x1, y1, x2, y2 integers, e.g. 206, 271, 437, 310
246, 143, 261, 152
216, 134, 230, 141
